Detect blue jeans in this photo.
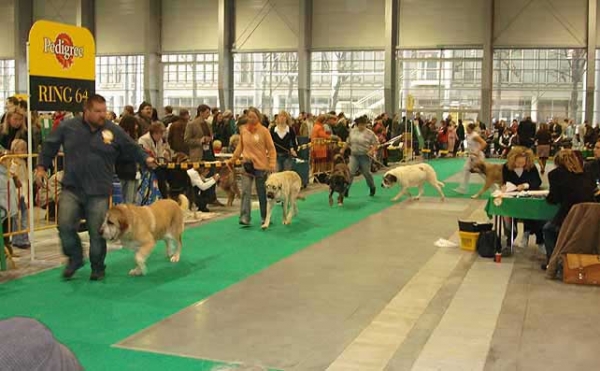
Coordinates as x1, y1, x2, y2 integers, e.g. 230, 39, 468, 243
276, 155, 293, 172
120, 179, 138, 205
240, 170, 267, 223
543, 221, 560, 261
58, 189, 109, 271
348, 154, 375, 191
11, 196, 30, 246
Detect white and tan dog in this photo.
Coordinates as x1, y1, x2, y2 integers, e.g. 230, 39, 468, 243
100, 195, 189, 276
262, 171, 304, 230
381, 163, 445, 201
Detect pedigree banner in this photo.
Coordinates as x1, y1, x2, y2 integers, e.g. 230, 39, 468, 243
28, 20, 95, 111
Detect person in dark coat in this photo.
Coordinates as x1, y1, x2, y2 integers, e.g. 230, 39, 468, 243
543, 149, 596, 269
517, 117, 536, 149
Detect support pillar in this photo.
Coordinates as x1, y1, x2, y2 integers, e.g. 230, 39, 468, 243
298, 0, 312, 114
481, 0, 494, 127
143, 0, 162, 106
15, 0, 33, 95
384, 0, 398, 115
218, 0, 234, 111
76, 0, 95, 36
585, 0, 597, 124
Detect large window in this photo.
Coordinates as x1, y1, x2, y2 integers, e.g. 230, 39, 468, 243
397, 49, 482, 121
311, 50, 384, 117
162, 53, 219, 112
233, 52, 298, 117
95, 55, 144, 115
493, 49, 586, 123
0, 60, 15, 106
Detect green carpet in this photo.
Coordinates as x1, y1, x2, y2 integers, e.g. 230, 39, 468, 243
0, 159, 473, 371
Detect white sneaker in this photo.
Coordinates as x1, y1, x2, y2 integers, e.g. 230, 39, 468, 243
537, 243, 547, 255
517, 232, 530, 248
453, 187, 467, 194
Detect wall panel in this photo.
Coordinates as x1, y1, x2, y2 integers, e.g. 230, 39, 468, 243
96, 0, 147, 54
235, 0, 299, 51
34, 0, 78, 25
495, 0, 587, 47
0, 0, 14, 58
162, 0, 218, 52
399, 0, 486, 48
312, 0, 384, 49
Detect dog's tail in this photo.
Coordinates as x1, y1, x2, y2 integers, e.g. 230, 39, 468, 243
177, 194, 190, 212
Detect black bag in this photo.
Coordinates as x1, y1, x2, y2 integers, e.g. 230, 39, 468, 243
477, 230, 501, 258
242, 161, 255, 174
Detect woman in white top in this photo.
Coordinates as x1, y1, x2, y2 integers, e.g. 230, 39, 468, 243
454, 123, 487, 194
187, 167, 221, 213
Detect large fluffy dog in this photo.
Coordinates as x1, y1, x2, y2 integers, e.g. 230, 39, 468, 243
328, 154, 351, 206
262, 171, 304, 230
381, 163, 445, 201
468, 156, 503, 199
100, 195, 189, 276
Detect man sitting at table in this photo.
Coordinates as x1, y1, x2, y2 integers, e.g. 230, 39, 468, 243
583, 139, 600, 201
501, 146, 543, 250
544, 149, 596, 270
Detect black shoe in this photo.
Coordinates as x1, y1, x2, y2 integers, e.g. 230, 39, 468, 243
344, 189, 349, 197
239, 220, 251, 227
199, 207, 210, 213
369, 187, 376, 197
90, 270, 105, 281
540, 263, 548, 271
62, 262, 84, 280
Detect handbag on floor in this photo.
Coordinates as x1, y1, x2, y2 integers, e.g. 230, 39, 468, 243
562, 254, 600, 286
476, 230, 501, 258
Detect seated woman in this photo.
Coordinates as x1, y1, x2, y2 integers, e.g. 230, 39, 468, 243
543, 149, 596, 270
186, 167, 220, 213
583, 139, 600, 201
502, 146, 543, 249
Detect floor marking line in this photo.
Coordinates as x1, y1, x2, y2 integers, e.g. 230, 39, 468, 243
326, 246, 467, 371
411, 260, 515, 371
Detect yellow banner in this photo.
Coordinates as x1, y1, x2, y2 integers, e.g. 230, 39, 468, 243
28, 20, 95, 81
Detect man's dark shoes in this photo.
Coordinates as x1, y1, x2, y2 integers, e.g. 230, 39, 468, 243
62, 262, 84, 280
369, 187, 376, 196
90, 270, 105, 281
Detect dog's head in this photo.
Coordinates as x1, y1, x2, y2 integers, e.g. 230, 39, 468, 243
381, 173, 397, 188
99, 205, 130, 241
265, 176, 283, 200
469, 158, 487, 175
329, 174, 348, 192
333, 154, 346, 165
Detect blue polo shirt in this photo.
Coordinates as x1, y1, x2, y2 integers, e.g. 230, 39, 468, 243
39, 117, 148, 197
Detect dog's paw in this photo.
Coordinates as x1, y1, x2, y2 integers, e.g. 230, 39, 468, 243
470, 194, 479, 199
261, 223, 269, 230
129, 267, 144, 276
170, 254, 180, 263
283, 219, 291, 225
391, 197, 399, 202
414, 197, 420, 201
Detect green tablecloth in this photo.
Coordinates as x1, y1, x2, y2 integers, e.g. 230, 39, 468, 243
485, 196, 559, 221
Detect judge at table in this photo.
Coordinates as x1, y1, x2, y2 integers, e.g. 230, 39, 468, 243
501, 146, 543, 249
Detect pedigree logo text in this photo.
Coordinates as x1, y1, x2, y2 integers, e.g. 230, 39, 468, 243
43, 33, 84, 69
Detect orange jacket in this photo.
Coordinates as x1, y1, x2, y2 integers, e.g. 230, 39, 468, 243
310, 121, 331, 159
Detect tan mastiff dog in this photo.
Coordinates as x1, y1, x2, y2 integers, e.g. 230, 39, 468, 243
262, 171, 304, 230
469, 157, 503, 199
100, 195, 189, 276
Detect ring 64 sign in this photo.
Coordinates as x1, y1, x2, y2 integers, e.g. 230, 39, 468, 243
28, 20, 95, 111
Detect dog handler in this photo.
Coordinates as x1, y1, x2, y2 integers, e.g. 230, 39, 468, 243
228, 107, 277, 226
36, 94, 156, 281
341, 116, 379, 197
454, 123, 487, 194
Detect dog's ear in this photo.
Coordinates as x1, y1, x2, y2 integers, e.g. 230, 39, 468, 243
115, 207, 129, 231
385, 174, 397, 183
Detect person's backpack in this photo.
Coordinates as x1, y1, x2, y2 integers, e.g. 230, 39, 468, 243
477, 230, 501, 258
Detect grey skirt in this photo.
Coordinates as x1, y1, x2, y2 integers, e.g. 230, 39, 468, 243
537, 144, 550, 158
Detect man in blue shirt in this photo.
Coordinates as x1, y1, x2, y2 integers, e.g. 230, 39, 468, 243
36, 94, 156, 281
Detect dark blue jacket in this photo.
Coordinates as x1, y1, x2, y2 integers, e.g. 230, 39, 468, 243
39, 117, 148, 196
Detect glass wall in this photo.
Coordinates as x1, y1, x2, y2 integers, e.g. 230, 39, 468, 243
397, 49, 482, 122
493, 49, 586, 124
162, 53, 219, 112
233, 52, 298, 117
95, 55, 144, 115
0, 60, 15, 107
311, 50, 384, 117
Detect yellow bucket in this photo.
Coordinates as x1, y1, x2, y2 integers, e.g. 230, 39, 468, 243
459, 231, 480, 251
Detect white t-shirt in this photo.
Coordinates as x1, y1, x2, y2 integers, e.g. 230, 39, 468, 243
466, 131, 482, 154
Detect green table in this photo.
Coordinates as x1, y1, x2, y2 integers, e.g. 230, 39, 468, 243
485, 196, 559, 221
